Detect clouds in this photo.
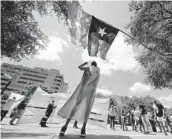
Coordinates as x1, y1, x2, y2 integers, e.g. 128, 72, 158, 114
129, 82, 152, 96
81, 32, 140, 76
35, 36, 69, 62
96, 88, 113, 96
158, 95, 172, 108
128, 82, 172, 108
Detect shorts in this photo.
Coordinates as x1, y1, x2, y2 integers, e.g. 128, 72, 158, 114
157, 117, 163, 122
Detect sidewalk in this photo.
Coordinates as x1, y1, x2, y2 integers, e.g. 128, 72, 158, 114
1, 123, 172, 139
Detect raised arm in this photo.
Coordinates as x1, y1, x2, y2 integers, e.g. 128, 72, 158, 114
78, 62, 88, 70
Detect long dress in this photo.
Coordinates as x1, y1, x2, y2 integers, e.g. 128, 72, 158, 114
57, 66, 100, 123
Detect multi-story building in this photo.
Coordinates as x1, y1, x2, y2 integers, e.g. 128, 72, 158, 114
1, 63, 68, 104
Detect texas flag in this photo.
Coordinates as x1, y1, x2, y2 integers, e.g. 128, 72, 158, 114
88, 16, 119, 60
67, 2, 119, 60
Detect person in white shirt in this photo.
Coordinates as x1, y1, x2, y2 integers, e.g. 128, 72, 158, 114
134, 107, 143, 132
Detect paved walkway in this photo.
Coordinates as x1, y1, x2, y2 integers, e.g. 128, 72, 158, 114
1, 123, 172, 139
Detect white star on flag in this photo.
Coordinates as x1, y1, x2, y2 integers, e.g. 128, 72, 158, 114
98, 27, 107, 38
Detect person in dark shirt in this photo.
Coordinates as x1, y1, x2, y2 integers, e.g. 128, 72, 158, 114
153, 100, 167, 135
39, 100, 56, 127
9, 98, 28, 125
139, 102, 149, 134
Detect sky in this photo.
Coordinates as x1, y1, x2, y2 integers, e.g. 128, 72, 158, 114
2, 1, 172, 108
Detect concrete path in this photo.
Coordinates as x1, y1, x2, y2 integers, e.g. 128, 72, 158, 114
1, 123, 172, 139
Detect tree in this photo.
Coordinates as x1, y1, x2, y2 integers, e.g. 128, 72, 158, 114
126, 1, 172, 89
1, 1, 47, 61
1, 1, 80, 61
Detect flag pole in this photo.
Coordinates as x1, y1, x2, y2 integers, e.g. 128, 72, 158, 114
119, 29, 172, 60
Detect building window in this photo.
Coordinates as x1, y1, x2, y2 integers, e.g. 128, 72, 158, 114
23, 69, 48, 76
54, 79, 61, 82
17, 81, 28, 84
15, 67, 21, 70
1, 83, 7, 86
56, 76, 63, 79
20, 77, 44, 83
6, 70, 16, 73
51, 86, 59, 90
23, 73, 46, 79
2, 65, 8, 68
1, 78, 10, 81
1, 88, 18, 92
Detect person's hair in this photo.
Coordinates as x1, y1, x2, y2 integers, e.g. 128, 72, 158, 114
91, 61, 97, 67
147, 109, 151, 112
153, 100, 157, 104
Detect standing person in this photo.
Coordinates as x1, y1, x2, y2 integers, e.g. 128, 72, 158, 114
147, 109, 157, 132
121, 109, 128, 131
130, 109, 136, 131
153, 100, 167, 136
58, 61, 100, 137
134, 107, 143, 132
112, 106, 117, 130
109, 105, 113, 130
139, 102, 149, 134
162, 114, 170, 132
165, 115, 172, 133
39, 100, 56, 127
109, 105, 116, 130
9, 98, 28, 125
146, 109, 153, 133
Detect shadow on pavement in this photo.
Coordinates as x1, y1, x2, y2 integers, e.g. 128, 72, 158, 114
51, 134, 133, 139
1, 133, 50, 138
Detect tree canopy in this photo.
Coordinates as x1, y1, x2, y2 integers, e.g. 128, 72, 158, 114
127, 1, 172, 89
1, 1, 80, 61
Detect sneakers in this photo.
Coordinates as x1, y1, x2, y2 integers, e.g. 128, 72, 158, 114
9, 122, 14, 125
80, 128, 86, 138
144, 131, 149, 134
41, 125, 48, 127
73, 125, 79, 129
59, 126, 67, 137
164, 132, 168, 136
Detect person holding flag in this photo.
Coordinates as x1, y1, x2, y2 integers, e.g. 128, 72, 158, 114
58, 61, 100, 137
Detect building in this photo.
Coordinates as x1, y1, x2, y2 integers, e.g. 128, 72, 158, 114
1, 63, 68, 105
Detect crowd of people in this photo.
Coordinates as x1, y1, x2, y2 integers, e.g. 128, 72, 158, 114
108, 100, 172, 136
